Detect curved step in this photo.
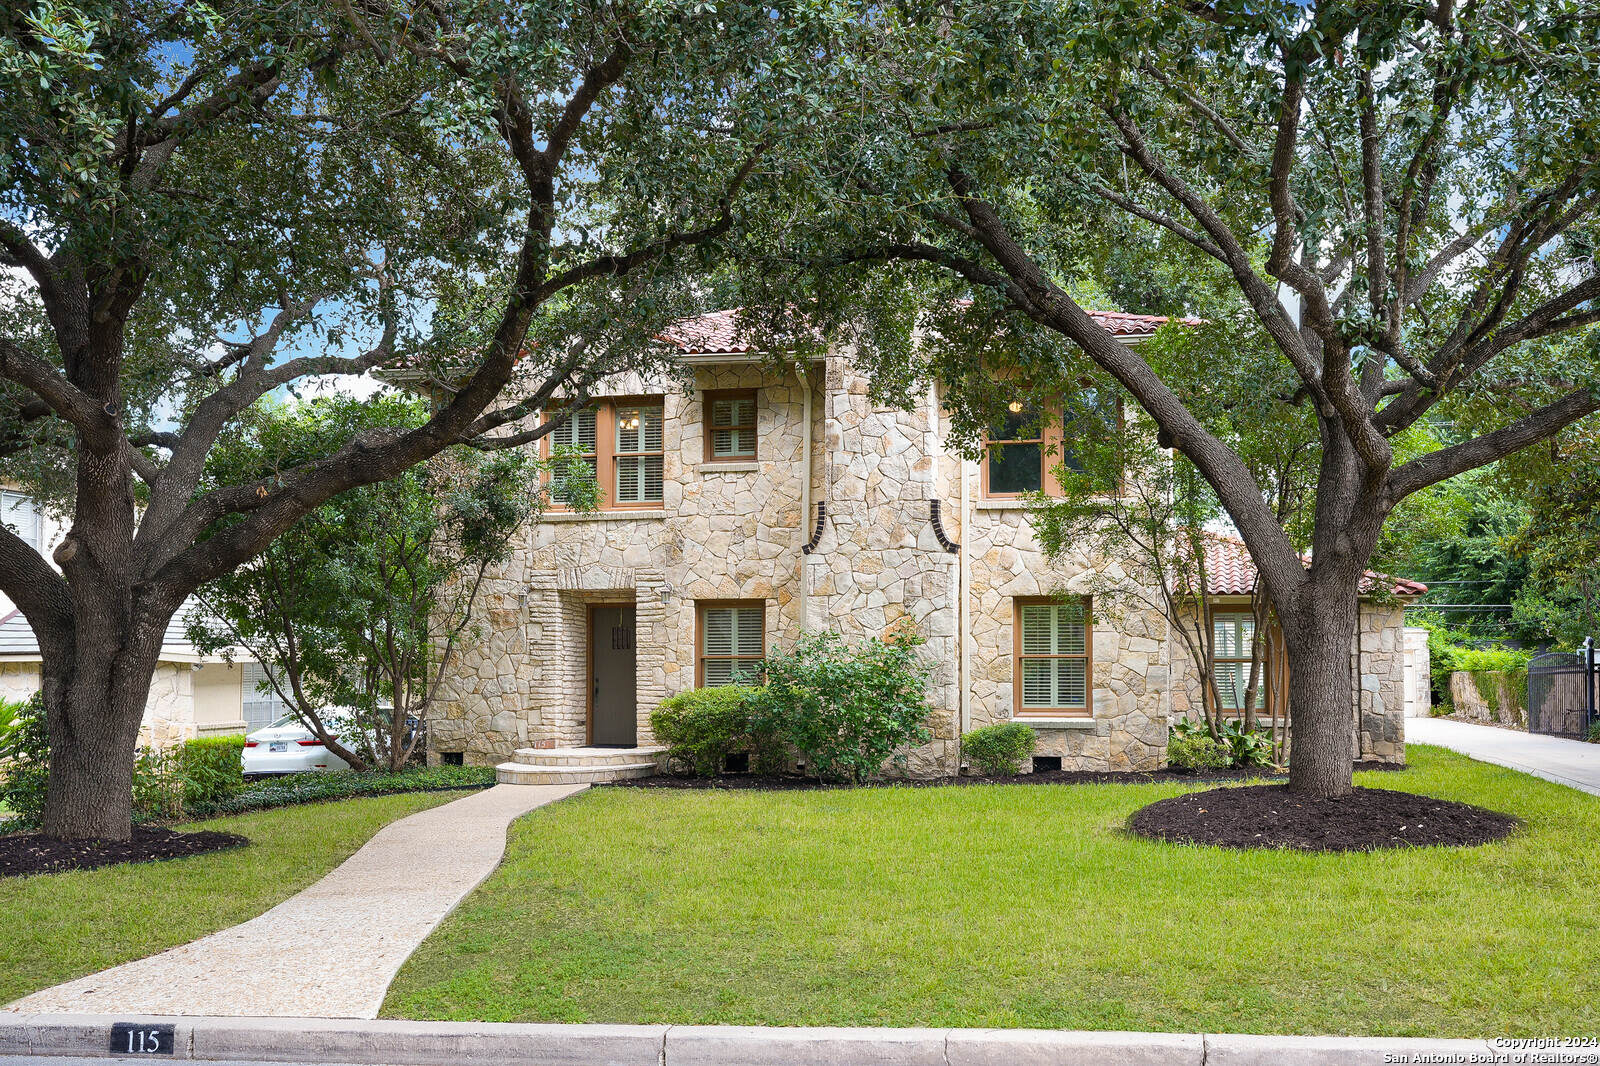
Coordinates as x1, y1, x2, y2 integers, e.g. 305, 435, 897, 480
511, 745, 667, 768
496, 760, 659, 785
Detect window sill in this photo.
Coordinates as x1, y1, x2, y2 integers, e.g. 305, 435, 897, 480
1012, 716, 1097, 728
975, 499, 1036, 510
696, 461, 760, 473
539, 510, 667, 523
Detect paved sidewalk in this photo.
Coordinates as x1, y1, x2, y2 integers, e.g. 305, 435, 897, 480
4, 783, 586, 1019
1407, 717, 1600, 796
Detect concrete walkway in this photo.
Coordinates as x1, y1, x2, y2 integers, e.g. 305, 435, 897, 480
1406, 717, 1600, 796
4, 783, 587, 1019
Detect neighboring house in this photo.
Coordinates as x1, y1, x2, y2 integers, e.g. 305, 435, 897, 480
430, 309, 1427, 774
0, 484, 266, 746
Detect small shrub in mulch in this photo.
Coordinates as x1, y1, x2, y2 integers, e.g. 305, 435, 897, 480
1127, 784, 1519, 852
0, 826, 249, 878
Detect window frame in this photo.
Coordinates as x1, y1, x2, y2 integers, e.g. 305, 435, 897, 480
981, 393, 1125, 500
1012, 596, 1094, 718
702, 389, 760, 462
696, 599, 766, 688
982, 403, 1058, 499
540, 397, 666, 511
610, 399, 666, 508
1208, 605, 1281, 715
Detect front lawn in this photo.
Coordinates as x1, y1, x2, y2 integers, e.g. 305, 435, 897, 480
1, 791, 458, 1005
384, 745, 1600, 1037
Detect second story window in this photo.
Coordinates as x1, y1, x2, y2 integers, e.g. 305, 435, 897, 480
704, 390, 757, 461
542, 399, 664, 509
614, 403, 664, 504
547, 407, 598, 504
0, 490, 42, 550
986, 402, 1047, 495
983, 391, 1122, 499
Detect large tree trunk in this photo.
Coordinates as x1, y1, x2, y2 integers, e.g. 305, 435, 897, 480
39, 622, 167, 841
1280, 588, 1359, 798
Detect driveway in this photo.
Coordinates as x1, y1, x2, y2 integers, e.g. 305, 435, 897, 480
1405, 717, 1600, 797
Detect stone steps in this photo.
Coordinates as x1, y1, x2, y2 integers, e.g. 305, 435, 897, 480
496, 745, 666, 785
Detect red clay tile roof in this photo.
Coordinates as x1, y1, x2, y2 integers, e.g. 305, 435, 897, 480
655, 308, 1198, 355
1201, 534, 1427, 597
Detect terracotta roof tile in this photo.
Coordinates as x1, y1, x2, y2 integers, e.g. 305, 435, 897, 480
1200, 534, 1426, 597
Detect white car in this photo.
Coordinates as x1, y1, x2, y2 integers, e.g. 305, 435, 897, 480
242, 714, 354, 776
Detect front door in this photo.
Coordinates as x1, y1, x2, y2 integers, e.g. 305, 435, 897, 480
590, 605, 637, 747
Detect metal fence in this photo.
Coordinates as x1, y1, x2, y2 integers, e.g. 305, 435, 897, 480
1527, 645, 1597, 739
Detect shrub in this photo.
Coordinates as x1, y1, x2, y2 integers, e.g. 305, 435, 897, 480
0, 694, 49, 827
132, 745, 185, 820
962, 722, 1037, 776
185, 765, 497, 818
1217, 719, 1277, 768
177, 735, 247, 805
752, 628, 933, 784
1167, 716, 1273, 770
1166, 732, 1230, 772
1586, 721, 1600, 744
650, 686, 779, 777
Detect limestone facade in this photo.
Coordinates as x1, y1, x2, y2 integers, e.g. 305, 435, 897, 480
1166, 599, 1413, 765
433, 347, 1411, 774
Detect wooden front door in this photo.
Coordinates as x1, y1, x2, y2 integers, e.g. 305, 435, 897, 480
589, 605, 637, 747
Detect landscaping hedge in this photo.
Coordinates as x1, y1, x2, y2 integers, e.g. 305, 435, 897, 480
184, 766, 497, 819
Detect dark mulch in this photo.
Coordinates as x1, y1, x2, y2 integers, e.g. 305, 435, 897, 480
1126, 784, 1519, 852
0, 826, 249, 878
605, 761, 1403, 792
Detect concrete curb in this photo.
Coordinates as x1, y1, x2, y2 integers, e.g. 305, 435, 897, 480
0, 1015, 1520, 1065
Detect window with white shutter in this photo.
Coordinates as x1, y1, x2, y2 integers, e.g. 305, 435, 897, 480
1014, 599, 1091, 715
0, 491, 42, 551
698, 602, 765, 686
614, 404, 664, 503
704, 391, 757, 460
545, 407, 598, 504
540, 400, 665, 510
1212, 611, 1265, 710
242, 662, 292, 730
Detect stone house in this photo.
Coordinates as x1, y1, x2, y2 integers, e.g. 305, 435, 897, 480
429, 310, 1424, 779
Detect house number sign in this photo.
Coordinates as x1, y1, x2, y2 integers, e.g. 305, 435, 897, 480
109, 1022, 175, 1056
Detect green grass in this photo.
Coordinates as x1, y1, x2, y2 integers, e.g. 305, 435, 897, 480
383, 746, 1600, 1037
1, 791, 458, 1005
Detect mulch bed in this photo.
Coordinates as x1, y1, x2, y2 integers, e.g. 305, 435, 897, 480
1126, 784, 1520, 852
605, 762, 1402, 792
0, 826, 249, 878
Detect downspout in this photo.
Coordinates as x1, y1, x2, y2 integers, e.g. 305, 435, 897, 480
959, 418, 972, 739
797, 360, 813, 633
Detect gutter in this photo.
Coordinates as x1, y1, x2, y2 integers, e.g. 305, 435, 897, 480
797, 360, 813, 632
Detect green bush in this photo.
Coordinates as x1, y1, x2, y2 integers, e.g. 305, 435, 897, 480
1217, 719, 1277, 768
185, 765, 497, 818
1167, 717, 1273, 770
177, 735, 247, 805
1166, 732, 1231, 772
650, 685, 780, 776
0, 694, 49, 827
752, 628, 933, 784
962, 722, 1037, 776
132, 745, 185, 820
1586, 721, 1600, 744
